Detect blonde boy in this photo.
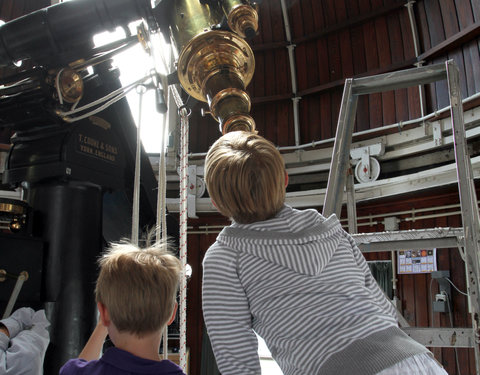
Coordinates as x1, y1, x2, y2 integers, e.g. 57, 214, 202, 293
60, 241, 185, 375
202, 131, 447, 375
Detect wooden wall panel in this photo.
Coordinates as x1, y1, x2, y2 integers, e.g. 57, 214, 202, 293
390, 13, 409, 122
415, 1, 437, 112
303, 96, 319, 141
263, 97, 277, 143
415, 0, 480, 114
275, 100, 293, 146
376, 16, 396, 126
251, 51, 266, 98
439, 0, 468, 100
351, 23, 369, 131
458, 1, 480, 95
319, 93, 333, 140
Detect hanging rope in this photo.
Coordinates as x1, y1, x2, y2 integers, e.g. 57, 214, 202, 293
178, 103, 190, 372
152, 31, 190, 368
131, 85, 147, 245
156, 90, 169, 243
156, 88, 170, 359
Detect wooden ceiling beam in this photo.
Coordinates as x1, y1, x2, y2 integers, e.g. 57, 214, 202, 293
417, 21, 480, 62
251, 0, 405, 52
251, 58, 417, 104
251, 93, 292, 104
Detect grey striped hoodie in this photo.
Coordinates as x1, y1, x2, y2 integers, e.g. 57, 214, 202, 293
202, 205, 427, 375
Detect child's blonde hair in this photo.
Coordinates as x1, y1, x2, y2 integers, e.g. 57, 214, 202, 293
95, 241, 181, 337
205, 131, 286, 224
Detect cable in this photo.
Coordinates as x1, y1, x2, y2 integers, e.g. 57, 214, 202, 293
58, 74, 150, 116
443, 277, 469, 296
444, 292, 462, 375
131, 85, 146, 245
55, 68, 65, 105
61, 90, 131, 123
429, 276, 435, 327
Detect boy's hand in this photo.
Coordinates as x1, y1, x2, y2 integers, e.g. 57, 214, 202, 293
78, 321, 109, 361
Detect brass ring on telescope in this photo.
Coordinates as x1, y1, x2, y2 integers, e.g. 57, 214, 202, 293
210, 88, 251, 117
222, 114, 256, 134
227, 4, 259, 39
0, 202, 26, 215
177, 30, 255, 102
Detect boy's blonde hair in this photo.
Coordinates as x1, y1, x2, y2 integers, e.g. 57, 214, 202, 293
205, 131, 286, 224
95, 241, 182, 337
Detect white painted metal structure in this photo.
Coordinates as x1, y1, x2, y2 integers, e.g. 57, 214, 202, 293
162, 98, 480, 214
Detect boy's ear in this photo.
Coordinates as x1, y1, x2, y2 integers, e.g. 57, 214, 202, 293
167, 302, 178, 326
285, 172, 289, 187
97, 301, 110, 327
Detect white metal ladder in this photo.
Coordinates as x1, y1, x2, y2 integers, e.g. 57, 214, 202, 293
323, 60, 480, 374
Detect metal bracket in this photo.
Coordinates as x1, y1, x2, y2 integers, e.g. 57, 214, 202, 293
350, 143, 384, 183
433, 121, 443, 147
187, 165, 206, 218
403, 327, 475, 348
350, 142, 385, 160
187, 165, 198, 219
2, 270, 29, 319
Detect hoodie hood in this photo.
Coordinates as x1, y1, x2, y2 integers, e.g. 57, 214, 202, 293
216, 205, 344, 276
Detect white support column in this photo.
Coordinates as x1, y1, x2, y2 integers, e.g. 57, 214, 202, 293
280, 0, 301, 146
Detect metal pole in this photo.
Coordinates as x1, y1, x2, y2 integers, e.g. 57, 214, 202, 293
446, 59, 480, 375
131, 86, 145, 245
346, 168, 358, 233
2, 271, 28, 319
280, 0, 301, 146
323, 78, 358, 217
405, 0, 426, 119
352, 63, 447, 95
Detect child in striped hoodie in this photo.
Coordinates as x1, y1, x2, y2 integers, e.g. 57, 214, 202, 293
202, 131, 447, 375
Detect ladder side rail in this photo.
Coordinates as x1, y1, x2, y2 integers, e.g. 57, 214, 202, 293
322, 78, 358, 217
324, 64, 448, 218
446, 59, 480, 375
327, 60, 479, 373
358, 237, 462, 253
346, 169, 358, 233
352, 62, 447, 95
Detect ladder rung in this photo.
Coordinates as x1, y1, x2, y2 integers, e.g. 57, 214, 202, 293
352, 228, 464, 252
403, 327, 475, 348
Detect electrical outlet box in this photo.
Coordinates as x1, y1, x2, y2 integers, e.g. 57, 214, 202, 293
433, 300, 448, 313
432, 271, 452, 313
431, 270, 450, 279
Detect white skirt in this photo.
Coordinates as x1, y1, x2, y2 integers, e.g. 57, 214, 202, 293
376, 353, 449, 375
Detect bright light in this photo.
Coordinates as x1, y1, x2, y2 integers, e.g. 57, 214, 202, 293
257, 334, 283, 374
93, 24, 169, 154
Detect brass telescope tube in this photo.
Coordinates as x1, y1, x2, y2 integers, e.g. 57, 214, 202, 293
168, 0, 258, 133
223, 0, 259, 39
